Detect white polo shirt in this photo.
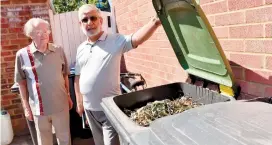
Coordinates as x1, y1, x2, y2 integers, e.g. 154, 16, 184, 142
75, 32, 134, 111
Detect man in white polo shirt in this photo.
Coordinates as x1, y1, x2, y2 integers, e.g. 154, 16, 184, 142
74, 4, 161, 145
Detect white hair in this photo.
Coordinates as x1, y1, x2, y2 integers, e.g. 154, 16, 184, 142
78, 4, 101, 21
24, 18, 50, 38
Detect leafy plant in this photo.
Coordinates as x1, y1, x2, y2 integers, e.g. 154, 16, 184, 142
53, 0, 110, 14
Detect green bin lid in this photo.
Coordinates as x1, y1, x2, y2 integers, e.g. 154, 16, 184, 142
152, 0, 235, 87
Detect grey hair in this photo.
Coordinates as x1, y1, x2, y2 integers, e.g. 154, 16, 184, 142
78, 4, 101, 21
24, 18, 50, 38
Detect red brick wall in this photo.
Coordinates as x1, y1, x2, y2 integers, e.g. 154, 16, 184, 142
1, 0, 49, 135
112, 0, 272, 98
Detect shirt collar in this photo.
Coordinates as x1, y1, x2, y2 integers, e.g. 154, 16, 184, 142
85, 32, 107, 45
29, 42, 55, 53
47, 43, 56, 52
98, 32, 107, 41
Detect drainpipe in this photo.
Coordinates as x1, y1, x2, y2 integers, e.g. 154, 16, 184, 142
48, 0, 56, 14
108, 0, 117, 34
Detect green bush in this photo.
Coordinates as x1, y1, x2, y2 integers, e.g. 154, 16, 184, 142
53, 0, 110, 14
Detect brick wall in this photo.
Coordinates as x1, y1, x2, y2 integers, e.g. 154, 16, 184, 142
112, 0, 272, 98
1, 0, 49, 135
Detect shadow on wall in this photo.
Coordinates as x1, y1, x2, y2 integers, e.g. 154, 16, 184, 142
229, 61, 272, 99
120, 56, 271, 99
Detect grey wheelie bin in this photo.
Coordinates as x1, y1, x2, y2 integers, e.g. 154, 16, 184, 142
101, 83, 235, 145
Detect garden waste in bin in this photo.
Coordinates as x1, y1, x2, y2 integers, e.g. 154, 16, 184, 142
100, 0, 246, 144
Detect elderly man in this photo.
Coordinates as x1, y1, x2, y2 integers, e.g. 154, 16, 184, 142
74, 4, 161, 145
14, 18, 73, 145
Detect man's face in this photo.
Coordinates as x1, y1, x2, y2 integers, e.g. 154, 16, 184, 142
31, 22, 50, 45
79, 10, 103, 37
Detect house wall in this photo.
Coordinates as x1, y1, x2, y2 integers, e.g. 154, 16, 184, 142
112, 0, 272, 98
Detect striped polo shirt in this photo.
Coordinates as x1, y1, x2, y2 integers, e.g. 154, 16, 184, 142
14, 42, 69, 116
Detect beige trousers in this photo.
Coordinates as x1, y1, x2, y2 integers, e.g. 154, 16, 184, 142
33, 108, 71, 145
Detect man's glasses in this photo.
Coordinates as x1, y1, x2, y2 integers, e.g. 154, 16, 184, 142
34, 30, 51, 36
81, 16, 98, 23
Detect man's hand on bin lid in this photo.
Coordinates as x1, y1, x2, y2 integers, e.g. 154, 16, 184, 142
152, 15, 161, 26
